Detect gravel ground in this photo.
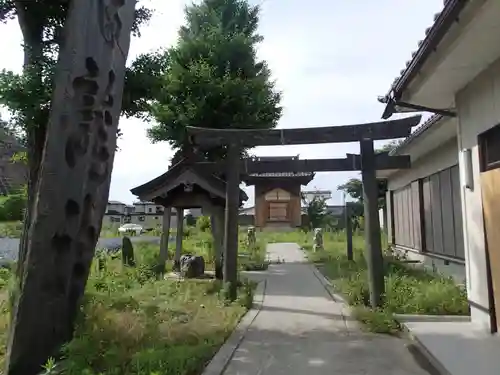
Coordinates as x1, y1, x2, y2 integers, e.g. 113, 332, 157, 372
0, 236, 168, 262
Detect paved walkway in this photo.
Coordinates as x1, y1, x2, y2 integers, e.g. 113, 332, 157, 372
222, 243, 433, 375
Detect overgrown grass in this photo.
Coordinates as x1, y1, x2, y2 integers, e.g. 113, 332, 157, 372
260, 229, 469, 334
0, 221, 23, 238
0, 240, 255, 374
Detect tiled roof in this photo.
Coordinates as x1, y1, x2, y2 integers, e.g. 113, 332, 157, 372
389, 114, 444, 155
249, 172, 313, 178
248, 155, 313, 178
386, 0, 467, 97
108, 200, 125, 205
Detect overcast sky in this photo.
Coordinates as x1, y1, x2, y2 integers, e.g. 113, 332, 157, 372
0, 0, 443, 206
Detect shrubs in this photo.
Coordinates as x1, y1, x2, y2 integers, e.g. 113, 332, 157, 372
0, 221, 23, 237
307, 234, 469, 333
0, 242, 254, 373
0, 193, 26, 222
196, 215, 211, 232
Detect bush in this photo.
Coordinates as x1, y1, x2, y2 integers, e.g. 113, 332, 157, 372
185, 214, 196, 227
0, 194, 26, 222
301, 230, 469, 333
196, 215, 211, 232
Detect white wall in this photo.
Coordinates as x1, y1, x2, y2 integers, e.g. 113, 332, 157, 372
387, 137, 459, 191
455, 56, 500, 330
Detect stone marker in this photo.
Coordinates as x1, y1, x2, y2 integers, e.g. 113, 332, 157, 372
122, 236, 135, 267
180, 254, 205, 278
247, 226, 256, 248
313, 228, 324, 252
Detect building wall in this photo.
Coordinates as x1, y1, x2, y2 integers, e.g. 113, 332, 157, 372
254, 181, 302, 228
106, 203, 126, 215
386, 138, 466, 282
455, 55, 500, 330
387, 138, 459, 191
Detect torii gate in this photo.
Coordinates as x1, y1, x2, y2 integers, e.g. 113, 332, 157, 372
185, 115, 421, 306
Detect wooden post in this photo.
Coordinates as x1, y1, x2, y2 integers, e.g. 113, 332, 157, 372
5, 1, 136, 374
224, 144, 240, 300
210, 207, 224, 280
159, 207, 172, 274
174, 208, 184, 271
360, 139, 385, 308
345, 202, 353, 261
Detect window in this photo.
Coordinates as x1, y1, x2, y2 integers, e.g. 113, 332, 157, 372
393, 182, 421, 250
264, 188, 291, 201
479, 124, 500, 171
421, 165, 464, 259
139, 216, 145, 222
392, 165, 464, 260
148, 207, 153, 213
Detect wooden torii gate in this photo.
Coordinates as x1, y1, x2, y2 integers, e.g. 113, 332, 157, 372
186, 115, 421, 306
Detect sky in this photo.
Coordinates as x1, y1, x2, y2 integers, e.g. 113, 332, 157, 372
0, 0, 444, 207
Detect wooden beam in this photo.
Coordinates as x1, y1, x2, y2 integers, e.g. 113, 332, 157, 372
192, 154, 410, 174
187, 115, 421, 147
360, 140, 386, 308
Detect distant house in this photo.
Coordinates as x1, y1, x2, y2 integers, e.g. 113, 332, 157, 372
103, 200, 203, 230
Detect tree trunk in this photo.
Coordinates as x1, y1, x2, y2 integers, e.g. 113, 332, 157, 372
5, 1, 137, 374
14, 2, 46, 282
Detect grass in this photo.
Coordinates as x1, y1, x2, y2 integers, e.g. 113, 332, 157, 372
261, 229, 469, 334
0, 221, 23, 238
0, 231, 259, 375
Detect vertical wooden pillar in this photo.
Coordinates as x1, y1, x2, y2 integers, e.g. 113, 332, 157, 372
360, 139, 385, 308
210, 206, 224, 280
345, 202, 353, 261
224, 144, 241, 300
174, 207, 184, 271
159, 207, 172, 274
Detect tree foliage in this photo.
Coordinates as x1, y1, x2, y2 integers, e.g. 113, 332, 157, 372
0, 0, 168, 278
0, 1, 161, 147
337, 141, 403, 211
301, 195, 334, 230
148, 0, 282, 160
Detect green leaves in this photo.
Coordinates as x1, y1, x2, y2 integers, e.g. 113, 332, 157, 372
148, 0, 282, 157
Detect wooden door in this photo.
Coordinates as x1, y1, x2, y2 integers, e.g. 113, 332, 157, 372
268, 202, 288, 222
479, 124, 500, 332
480, 169, 500, 331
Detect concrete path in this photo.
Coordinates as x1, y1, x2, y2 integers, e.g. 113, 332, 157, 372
223, 243, 433, 375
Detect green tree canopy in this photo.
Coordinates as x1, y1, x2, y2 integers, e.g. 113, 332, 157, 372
0, 1, 165, 165
148, 0, 282, 160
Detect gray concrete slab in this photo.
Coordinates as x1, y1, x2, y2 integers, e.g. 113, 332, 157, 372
223, 243, 432, 375
404, 321, 500, 375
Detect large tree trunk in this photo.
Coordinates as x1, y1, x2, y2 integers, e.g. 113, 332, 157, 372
14, 2, 47, 282
5, 1, 137, 374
